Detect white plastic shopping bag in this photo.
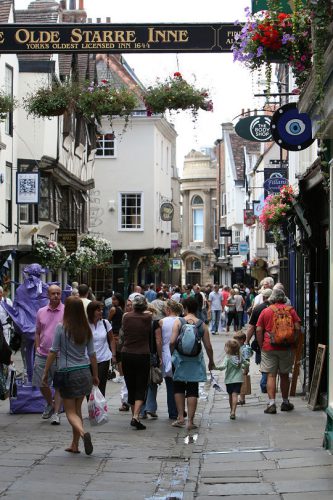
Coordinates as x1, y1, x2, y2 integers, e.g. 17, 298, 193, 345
88, 385, 108, 426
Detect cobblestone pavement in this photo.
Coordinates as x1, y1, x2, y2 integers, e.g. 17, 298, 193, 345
1, 333, 332, 499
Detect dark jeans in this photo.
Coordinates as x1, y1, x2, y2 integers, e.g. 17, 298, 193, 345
164, 376, 177, 418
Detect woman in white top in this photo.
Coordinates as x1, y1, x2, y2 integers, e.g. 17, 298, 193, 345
157, 299, 183, 419
87, 301, 116, 396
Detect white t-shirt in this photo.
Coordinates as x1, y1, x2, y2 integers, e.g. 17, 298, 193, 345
171, 292, 181, 303
208, 291, 223, 311
89, 319, 112, 363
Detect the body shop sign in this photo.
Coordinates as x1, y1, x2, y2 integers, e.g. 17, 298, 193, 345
235, 115, 272, 142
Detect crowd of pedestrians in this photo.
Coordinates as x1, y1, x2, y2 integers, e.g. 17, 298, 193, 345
0, 277, 301, 455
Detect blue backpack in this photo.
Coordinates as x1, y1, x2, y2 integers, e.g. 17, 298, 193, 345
176, 318, 204, 357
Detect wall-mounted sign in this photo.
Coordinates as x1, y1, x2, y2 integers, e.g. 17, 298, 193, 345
251, 0, 305, 14
243, 209, 256, 227
228, 243, 239, 256
264, 167, 288, 197
0, 23, 241, 53
235, 115, 272, 142
219, 227, 232, 237
239, 241, 249, 255
160, 202, 174, 221
16, 172, 39, 204
172, 259, 181, 270
270, 103, 315, 151
58, 229, 78, 253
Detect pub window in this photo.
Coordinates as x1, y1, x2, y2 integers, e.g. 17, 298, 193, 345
39, 176, 50, 220
119, 192, 143, 231
5, 163, 12, 232
5, 65, 13, 136
96, 133, 116, 157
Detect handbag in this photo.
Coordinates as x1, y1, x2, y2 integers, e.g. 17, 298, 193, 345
240, 374, 251, 395
150, 365, 163, 385
53, 330, 70, 389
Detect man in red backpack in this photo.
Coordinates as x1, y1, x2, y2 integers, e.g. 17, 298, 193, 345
256, 288, 301, 414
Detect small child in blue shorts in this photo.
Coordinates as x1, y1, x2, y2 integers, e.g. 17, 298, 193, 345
216, 339, 249, 419
234, 331, 253, 405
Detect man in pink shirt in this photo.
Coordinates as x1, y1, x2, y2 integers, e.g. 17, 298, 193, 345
32, 285, 64, 424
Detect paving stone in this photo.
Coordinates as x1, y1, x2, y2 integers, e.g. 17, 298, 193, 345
201, 477, 260, 484
282, 493, 333, 500
277, 455, 333, 468
203, 451, 264, 462
196, 497, 281, 500
197, 482, 275, 496
201, 470, 259, 478
274, 478, 333, 494
263, 465, 333, 481
201, 459, 276, 472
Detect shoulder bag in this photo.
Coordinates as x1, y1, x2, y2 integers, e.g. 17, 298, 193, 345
53, 330, 70, 389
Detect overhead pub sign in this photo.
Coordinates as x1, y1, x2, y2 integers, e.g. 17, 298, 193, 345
251, 0, 306, 14
0, 23, 241, 53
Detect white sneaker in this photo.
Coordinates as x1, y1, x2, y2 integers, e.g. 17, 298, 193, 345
42, 404, 53, 419
50, 413, 60, 425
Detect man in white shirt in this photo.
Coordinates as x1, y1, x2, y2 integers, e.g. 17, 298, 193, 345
208, 284, 223, 335
253, 277, 274, 307
78, 284, 91, 313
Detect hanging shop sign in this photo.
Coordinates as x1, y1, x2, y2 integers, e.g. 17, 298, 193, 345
239, 241, 249, 255
243, 209, 256, 226
228, 243, 239, 256
16, 172, 39, 204
253, 194, 265, 217
270, 103, 315, 151
219, 227, 232, 237
0, 23, 241, 53
235, 115, 272, 142
251, 0, 305, 14
57, 229, 78, 254
263, 167, 288, 197
160, 202, 174, 221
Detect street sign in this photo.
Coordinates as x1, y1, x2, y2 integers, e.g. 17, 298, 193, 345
239, 241, 249, 255
253, 194, 265, 217
270, 103, 315, 152
235, 115, 272, 142
228, 244, 239, 255
220, 227, 232, 237
0, 23, 241, 53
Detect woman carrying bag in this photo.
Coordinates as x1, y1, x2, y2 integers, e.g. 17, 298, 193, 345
42, 296, 99, 455
87, 301, 116, 397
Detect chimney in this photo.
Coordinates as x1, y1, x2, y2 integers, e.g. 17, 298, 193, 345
69, 0, 76, 9
79, 0, 84, 9
106, 17, 111, 23
60, 0, 66, 9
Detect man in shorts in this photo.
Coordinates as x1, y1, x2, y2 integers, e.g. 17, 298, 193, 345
256, 288, 301, 414
32, 285, 64, 424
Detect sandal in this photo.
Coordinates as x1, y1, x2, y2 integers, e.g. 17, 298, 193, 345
171, 420, 185, 428
83, 432, 93, 455
119, 403, 130, 412
187, 423, 198, 430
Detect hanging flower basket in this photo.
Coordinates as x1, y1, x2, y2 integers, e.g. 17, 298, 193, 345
33, 239, 67, 270
79, 235, 113, 265
143, 72, 213, 118
259, 184, 294, 231
65, 247, 99, 275
23, 82, 76, 118
0, 91, 15, 121
232, 0, 312, 91
143, 254, 170, 274
76, 79, 137, 128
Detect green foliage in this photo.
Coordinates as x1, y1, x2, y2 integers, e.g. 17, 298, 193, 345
143, 72, 213, 116
23, 82, 76, 118
0, 90, 15, 121
33, 239, 67, 270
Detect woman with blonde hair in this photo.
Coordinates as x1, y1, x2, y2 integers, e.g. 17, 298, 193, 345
42, 296, 99, 455
159, 300, 183, 419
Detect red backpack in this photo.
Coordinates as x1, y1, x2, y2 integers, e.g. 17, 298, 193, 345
268, 305, 297, 346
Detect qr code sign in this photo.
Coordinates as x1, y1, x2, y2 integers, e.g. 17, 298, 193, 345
19, 178, 36, 194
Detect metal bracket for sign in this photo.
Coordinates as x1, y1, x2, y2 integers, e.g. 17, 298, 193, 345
0, 23, 240, 53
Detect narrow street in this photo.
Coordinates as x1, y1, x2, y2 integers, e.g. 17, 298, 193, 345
0, 333, 332, 499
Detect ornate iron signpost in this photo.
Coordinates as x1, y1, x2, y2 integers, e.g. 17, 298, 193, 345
0, 23, 240, 53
